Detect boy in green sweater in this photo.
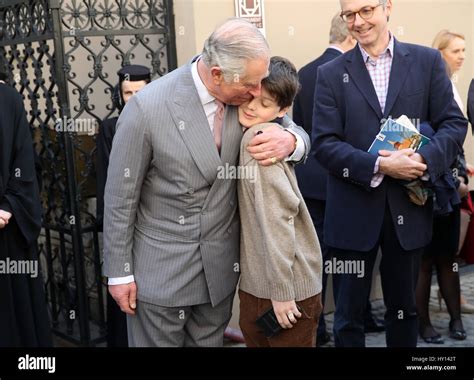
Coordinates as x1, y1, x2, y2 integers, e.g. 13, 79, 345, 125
237, 56, 323, 347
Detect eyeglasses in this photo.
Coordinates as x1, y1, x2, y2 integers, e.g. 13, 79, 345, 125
340, 3, 383, 23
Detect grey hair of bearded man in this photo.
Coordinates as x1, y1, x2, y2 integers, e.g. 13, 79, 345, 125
201, 18, 270, 83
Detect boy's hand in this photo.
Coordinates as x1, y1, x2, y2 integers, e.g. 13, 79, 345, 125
271, 299, 302, 329
247, 125, 296, 166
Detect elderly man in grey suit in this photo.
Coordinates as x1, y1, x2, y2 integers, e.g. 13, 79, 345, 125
103, 18, 310, 347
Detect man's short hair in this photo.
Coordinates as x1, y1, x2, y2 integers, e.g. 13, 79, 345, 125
339, 0, 388, 15
262, 56, 299, 110
340, 0, 387, 5
201, 18, 270, 83
329, 12, 350, 44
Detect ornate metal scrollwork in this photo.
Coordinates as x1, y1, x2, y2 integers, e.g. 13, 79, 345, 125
0, 0, 177, 346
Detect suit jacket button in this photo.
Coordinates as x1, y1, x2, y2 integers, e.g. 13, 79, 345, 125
188, 187, 195, 194
227, 228, 232, 234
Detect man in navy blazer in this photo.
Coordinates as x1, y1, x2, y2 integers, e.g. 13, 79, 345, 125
295, 15, 355, 200
313, 0, 467, 347
294, 14, 356, 345
468, 79, 474, 129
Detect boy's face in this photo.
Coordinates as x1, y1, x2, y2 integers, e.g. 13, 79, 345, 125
238, 87, 288, 128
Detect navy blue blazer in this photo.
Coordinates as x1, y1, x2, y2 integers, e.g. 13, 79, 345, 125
313, 39, 467, 252
468, 79, 474, 130
294, 48, 342, 201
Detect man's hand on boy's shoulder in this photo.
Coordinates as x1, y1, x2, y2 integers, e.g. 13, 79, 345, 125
247, 124, 297, 166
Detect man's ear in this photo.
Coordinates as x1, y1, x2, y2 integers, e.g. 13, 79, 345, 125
386, 0, 392, 21
210, 66, 224, 85
277, 106, 290, 118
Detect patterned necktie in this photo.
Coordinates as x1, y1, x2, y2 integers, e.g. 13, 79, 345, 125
213, 99, 225, 153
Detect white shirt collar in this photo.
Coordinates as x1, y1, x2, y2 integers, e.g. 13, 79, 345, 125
358, 32, 394, 64
191, 56, 216, 106
328, 45, 345, 55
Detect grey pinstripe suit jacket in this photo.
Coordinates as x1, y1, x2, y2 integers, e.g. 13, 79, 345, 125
103, 59, 310, 308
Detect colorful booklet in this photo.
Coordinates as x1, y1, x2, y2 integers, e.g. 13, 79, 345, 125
368, 115, 430, 155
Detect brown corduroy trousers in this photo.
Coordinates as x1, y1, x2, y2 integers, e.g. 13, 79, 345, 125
238, 289, 322, 347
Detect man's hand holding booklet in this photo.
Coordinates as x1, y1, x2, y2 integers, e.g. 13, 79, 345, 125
368, 115, 432, 205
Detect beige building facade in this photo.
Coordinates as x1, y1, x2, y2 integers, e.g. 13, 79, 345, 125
174, 0, 474, 183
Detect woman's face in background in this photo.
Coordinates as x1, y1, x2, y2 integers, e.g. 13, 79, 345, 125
441, 37, 465, 75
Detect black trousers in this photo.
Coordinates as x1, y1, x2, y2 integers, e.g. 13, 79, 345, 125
305, 198, 376, 339
331, 203, 423, 347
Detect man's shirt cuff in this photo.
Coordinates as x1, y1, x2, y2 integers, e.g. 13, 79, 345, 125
371, 157, 384, 188
108, 275, 135, 285
284, 130, 304, 162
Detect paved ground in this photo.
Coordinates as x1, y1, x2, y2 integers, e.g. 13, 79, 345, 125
328, 266, 474, 348
55, 267, 474, 348
224, 265, 474, 348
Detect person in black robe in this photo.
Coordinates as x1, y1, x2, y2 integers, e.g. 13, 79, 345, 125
96, 65, 151, 347
0, 82, 52, 347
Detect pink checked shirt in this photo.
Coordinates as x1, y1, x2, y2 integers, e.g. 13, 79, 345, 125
358, 33, 394, 187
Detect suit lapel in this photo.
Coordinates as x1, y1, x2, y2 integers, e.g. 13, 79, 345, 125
345, 48, 383, 119
167, 64, 222, 186
383, 40, 411, 118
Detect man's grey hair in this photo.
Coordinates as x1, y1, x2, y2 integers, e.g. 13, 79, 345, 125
340, 0, 387, 7
329, 13, 350, 44
201, 18, 270, 83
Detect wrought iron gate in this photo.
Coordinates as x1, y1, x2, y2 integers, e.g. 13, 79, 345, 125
0, 0, 177, 346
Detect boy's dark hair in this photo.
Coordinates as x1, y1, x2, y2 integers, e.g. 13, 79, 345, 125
262, 56, 300, 109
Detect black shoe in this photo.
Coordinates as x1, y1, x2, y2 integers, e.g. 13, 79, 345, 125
420, 325, 444, 344
421, 333, 444, 344
364, 315, 385, 333
316, 331, 331, 346
449, 320, 467, 341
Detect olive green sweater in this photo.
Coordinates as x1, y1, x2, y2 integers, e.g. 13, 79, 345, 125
237, 123, 323, 302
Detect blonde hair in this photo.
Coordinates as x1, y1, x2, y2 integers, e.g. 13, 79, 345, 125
432, 30, 465, 76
